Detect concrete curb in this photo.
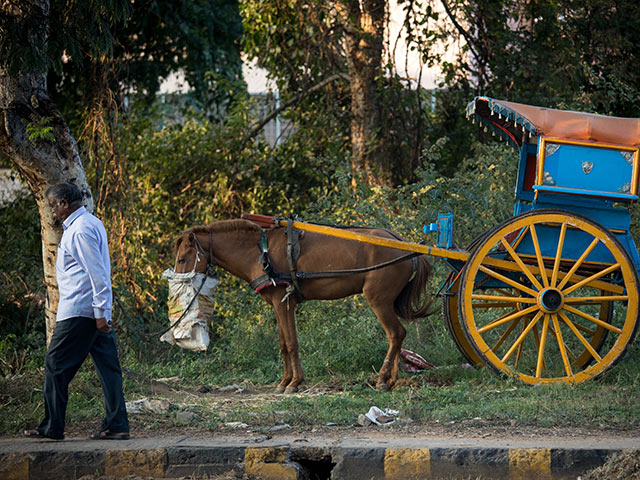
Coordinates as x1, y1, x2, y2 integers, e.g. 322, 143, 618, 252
0, 434, 636, 479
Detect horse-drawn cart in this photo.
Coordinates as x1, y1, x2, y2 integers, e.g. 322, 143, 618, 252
245, 96, 640, 386
172, 96, 640, 390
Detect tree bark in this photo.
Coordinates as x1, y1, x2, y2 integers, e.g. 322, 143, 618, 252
340, 0, 388, 185
0, 70, 94, 344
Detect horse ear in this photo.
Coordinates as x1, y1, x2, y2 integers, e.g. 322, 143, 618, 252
188, 232, 196, 245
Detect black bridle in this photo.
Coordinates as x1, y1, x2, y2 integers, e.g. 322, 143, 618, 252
191, 229, 217, 277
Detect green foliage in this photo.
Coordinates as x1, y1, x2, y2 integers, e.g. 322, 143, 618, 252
26, 115, 55, 143
437, 0, 640, 118
117, 0, 244, 107
242, 0, 342, 94
0, 192, 46, 376
0, 0, 131, 75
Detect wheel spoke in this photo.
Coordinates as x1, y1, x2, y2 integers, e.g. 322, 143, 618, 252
556, 237, 600, 290
472, 301, 531, 309
552, 314, 573, 377
563, 305, 623, 334
531, 323, 547, 372
551, 222, 567, 287
478, 305, 539, 333
572, 322, 597, 336
478, 265, 538, 296
563, 263, 621, 295
559, 311, 602, 362
471, 294, 536, 304
500, 238, 543, 291
492, 317, 522, 351
565, 295, 628, 304
502, 312, 544, 363
530, 224, 549, 288
536, 315, 551, 377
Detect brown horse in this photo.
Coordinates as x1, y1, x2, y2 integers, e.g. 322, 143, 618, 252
173, 219, 432, 392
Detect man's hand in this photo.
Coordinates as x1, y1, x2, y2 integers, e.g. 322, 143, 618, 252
96, 317, 111, 333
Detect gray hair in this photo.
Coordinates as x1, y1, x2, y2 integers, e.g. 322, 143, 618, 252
45, 182, 83, 204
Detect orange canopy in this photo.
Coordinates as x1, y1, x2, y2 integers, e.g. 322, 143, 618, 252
467, 97, 640, 147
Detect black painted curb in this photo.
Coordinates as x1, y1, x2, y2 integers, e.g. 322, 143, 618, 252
0, 438, 634, 479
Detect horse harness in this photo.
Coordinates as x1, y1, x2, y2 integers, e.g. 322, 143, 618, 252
249, 222, 422, 303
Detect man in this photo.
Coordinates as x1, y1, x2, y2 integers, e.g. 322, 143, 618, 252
24, 182, 129, 440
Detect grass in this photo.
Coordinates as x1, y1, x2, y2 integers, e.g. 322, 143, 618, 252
2, 342, 639, 436
1, 290, 640, 436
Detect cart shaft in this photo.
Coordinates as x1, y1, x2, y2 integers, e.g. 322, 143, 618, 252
278, 219, 622, 294
278, 218, 469, 261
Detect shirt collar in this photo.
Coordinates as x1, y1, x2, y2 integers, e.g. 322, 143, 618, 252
62, 206, 87, 230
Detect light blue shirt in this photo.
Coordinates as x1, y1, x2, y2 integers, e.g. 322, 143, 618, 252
56, 206, 112, 322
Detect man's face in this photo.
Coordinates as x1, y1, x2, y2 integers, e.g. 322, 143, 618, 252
47, 195, 72, 224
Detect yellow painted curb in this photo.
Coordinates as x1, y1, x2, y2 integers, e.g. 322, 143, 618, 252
509, 448, 551, 480
245, 447, 298, 480
0, 452, 30, 480
384, 448, 431, 479
105, 448, 166, 477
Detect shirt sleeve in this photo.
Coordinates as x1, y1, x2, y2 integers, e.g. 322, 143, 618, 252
71, 229, 113, 321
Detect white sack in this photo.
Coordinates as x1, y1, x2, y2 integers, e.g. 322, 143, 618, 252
160, 268, 219, 351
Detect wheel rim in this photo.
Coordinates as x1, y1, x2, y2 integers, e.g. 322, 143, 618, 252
459, 210, 639, 384
443, 273, 483, 366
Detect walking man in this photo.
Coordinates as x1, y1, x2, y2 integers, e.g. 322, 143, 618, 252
24, 182, 129, 440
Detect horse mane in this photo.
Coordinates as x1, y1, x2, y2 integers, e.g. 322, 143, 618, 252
190, 219, 261, 235
173, 219, 261, 255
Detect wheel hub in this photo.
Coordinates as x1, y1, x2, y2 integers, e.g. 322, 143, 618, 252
538, 287, 564, 313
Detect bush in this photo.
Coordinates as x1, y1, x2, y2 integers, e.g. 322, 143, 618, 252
0, 192, 46, 375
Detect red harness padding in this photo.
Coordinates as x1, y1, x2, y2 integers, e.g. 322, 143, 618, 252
241, 213, 277, 228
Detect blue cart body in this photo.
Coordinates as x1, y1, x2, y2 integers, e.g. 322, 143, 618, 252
466, 97, 640, 274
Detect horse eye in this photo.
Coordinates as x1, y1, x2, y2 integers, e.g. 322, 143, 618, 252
177, 258, 186, 264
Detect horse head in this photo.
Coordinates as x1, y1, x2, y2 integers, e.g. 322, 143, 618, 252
173, 229, 214, 275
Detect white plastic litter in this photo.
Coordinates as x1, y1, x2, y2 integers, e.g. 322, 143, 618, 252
225, 422, 249, 429
160, 268, 219, 351
364, 406, 399, 425
125, 397, 171, 414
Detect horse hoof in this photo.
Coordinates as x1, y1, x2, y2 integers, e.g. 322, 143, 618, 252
275, 386, 286, 394
376, 383, 390, 392
284, 386, 299, 394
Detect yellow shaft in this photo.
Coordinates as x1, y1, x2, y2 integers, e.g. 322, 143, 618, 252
278, 219, 623, 294
278, 219, 469, 262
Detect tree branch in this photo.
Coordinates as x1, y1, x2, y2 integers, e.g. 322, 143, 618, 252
440, 0, 482, 63
240, 73, 349, 148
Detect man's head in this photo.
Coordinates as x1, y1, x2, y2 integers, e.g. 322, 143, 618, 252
46, 182, 83, 223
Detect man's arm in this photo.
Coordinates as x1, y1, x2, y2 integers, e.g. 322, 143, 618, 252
73, 230, 113, 331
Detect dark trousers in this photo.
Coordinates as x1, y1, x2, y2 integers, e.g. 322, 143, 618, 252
37, 317, 129, 438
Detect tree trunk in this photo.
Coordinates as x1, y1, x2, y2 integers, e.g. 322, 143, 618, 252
0, 70, 94, 344
341, 0, 388, 185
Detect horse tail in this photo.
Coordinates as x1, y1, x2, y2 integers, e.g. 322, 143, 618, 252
394, 255, 432, 321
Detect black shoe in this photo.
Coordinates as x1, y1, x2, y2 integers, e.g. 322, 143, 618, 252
90, 430, 130, 440
23, 429, 64, 440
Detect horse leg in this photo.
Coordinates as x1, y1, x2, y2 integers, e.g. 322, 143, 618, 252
367, 301, 406, 391
272, 298, 305, 393
275, 317, 293, 394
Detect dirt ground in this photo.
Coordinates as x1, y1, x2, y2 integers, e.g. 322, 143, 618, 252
60, 378, 640, 450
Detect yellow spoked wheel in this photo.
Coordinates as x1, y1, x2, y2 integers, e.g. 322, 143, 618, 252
459, 209, 639, 384
446, 273, 610, 370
